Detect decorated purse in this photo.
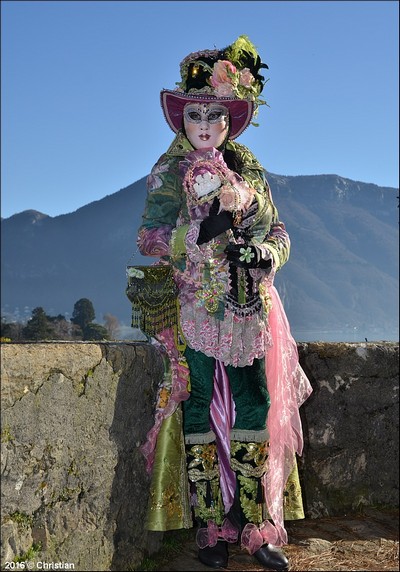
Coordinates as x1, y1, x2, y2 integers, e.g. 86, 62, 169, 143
126, 261, 178, 337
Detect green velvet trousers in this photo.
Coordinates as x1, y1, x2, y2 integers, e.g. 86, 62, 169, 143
182, 346, 270, 436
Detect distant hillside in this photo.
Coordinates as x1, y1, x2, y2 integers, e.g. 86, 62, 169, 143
1, 173, 398, 341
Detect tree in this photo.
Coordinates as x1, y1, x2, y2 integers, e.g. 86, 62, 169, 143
0, 317, 21, 341
48, 314, 82, 340
83, 323, 110, 341
103, 313, 120, 340
22, 307, 55, 340
1, 318, 13, 339
1, 321, 25, 341
71, 298, 95, 331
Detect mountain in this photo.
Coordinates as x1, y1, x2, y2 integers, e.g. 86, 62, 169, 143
1, 173, 398, 341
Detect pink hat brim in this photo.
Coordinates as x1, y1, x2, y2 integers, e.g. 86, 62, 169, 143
160, 90, 254, 140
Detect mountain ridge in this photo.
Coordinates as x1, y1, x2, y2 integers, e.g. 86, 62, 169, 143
3, 172, 396, 222
1, 172, 398, 341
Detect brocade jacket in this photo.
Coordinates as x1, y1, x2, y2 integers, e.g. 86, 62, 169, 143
137, 132, 290, 366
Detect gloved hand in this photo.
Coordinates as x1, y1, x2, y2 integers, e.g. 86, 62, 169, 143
224, 243, 272, 269
197, 199, 234, 245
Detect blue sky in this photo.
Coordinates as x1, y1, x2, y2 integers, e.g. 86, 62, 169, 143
1, 0, 399, 219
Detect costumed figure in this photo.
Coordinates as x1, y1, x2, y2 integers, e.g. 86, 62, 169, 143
135, 35, 313, 571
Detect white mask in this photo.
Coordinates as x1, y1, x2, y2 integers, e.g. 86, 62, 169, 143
183, 103, 229, 149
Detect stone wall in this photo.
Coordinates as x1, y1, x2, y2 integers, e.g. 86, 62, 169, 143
1, 342, 164, 572
1, 341, 398, 571
297, 342, 399, 518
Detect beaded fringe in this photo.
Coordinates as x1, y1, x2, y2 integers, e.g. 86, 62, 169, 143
126, 264, 179, 337
131, 298, 179, 337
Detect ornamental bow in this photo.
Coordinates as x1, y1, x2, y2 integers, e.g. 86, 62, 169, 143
196, 518, 238, 549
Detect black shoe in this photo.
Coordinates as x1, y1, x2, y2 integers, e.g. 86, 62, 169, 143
198, 541, 228, 568
253, 543, 289, 570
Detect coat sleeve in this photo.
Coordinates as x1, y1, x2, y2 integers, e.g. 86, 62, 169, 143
137, 155, 184, 258
239, 151, 290, 272
261, 179, 290, 271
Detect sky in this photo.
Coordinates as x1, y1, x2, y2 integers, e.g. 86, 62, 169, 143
1, 0, 399, 219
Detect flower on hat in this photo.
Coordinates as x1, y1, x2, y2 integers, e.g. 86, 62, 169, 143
214, 82, 235, 97
208, 60, 259, 102
210, 60, 237, 83
209, 60, 237, 95
239, 68, 255, 88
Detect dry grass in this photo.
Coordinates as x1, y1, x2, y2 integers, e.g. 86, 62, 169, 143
226, 537, 399, 571
144, 509, 399, 572
285, 538, 399, 571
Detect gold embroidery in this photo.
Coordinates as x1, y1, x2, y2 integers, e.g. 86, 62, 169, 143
186, 442, 224, 525
194, 480, 225, 524
187, 443, 218, 474
230, 441, 269, 477
238, 474, 263, 524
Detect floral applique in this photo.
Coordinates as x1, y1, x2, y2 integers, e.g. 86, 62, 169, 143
147, 160, 170, 191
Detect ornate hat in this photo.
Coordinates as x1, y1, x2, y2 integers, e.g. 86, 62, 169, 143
160, 35, 268, 140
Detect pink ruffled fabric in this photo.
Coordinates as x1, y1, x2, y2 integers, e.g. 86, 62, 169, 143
261, 284, 313, 546
196, 518, 239, 549
241, 521, 280, 554
180, 303, 270, 367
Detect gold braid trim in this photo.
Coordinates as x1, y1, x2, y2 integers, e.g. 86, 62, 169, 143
187, 467, 220, 483
230, 441, 269, 478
